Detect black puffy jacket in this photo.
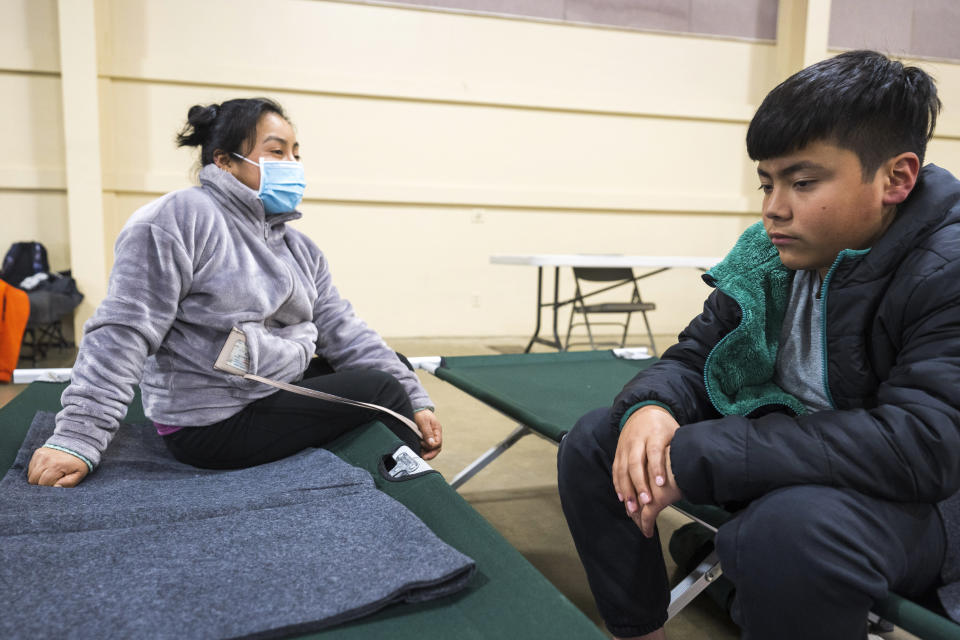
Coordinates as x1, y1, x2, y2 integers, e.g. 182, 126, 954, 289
611, 165, 960, 613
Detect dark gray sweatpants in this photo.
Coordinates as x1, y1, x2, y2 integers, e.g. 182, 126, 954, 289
557, 407, 946, 639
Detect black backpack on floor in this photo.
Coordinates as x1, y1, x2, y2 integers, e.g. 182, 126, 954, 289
1, 241, 49, 287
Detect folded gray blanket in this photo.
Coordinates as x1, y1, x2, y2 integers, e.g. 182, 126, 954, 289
0, 412, 475, 639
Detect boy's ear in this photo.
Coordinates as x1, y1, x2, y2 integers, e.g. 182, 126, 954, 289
881, 152, 920, 206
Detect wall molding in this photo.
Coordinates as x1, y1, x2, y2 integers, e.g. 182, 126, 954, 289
0, 168, 66, 190
101, 74, 758, 125
104, 169, 759, 214
0, 68, 61, 79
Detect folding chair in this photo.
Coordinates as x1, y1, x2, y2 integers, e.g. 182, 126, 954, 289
20, 297, 77, 366
18, 274, 82, 366
564, 267, 657, 354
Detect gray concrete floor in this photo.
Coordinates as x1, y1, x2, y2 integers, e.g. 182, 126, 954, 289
3, 334, 921, 639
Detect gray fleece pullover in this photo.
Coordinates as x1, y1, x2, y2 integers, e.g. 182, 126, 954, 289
46, 164, 432, 469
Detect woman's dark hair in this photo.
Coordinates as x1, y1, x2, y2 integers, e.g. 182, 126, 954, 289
747, 50, 941, 178
176, 98, 288, 166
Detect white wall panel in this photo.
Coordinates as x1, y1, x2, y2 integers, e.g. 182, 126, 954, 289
9, 0, 960, 338
101, 82, 762, 212
1, 0, 60, 73
98, 0, 778, 122
0, 74, 65, 190
0, 193, 70, 272
291, 205, 739, 336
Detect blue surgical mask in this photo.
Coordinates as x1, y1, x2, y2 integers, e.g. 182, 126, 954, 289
233, 153, 306, 215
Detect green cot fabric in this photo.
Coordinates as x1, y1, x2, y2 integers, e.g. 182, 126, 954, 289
437, 350, 960, 640
437, 350, 657, 442
0, 382, 606, 640
873, 593, 960, 640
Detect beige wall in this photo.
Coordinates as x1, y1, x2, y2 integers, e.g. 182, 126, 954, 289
4, 0, 960, 340
1, 1, 67, 270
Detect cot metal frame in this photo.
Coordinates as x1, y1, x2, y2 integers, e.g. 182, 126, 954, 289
18, 359, 940, 635
410, 354, 903, 631
409, 353, 721, 620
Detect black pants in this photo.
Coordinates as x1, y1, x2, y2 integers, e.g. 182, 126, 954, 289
557, 407, 946, 639
164, 359, 418, 470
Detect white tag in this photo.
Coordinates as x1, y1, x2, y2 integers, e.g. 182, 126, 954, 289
214, 328, 251, 375
612, 347, 652, 360
387, 445, 432, 479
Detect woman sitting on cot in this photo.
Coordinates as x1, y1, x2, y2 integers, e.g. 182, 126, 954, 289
27, 97, 442, 487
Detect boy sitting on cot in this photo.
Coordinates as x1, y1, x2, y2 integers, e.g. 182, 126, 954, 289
558, 49, 960, 639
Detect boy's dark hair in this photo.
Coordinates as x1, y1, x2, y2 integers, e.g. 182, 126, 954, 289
746, 50, 941, 178
175, 98, 288, 166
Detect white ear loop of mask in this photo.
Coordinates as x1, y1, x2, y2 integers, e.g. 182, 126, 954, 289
233, 152, 262, 170
230, 153, 306, 215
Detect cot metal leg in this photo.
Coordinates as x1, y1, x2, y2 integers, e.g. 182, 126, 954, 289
442, 389, 722, 618
450, 425, 531, 490
670, 503, 719, 533
667, 550, 723, 620
867, 612, 894, 634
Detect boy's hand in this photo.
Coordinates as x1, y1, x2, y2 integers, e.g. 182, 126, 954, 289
27, 447, 89, 487
414, 409, 443, 460
635, 447, 682, 538
612, 405, 682, 537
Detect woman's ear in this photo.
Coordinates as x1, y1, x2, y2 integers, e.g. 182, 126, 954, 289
882, 152, 920, 206
212, 149, 233, 171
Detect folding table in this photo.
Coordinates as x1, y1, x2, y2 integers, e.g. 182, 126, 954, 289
490, 254, 719, 352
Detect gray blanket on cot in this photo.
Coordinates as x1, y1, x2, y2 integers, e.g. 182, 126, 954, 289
0, 412, 475, 639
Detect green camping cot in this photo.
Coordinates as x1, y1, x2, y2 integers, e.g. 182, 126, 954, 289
409, 349, 960, 640
0, 381, 607, 640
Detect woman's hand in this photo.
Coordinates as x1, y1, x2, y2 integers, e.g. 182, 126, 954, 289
612, 405, 683, 538
27, 447, 89, 487
414, 409, 443, 460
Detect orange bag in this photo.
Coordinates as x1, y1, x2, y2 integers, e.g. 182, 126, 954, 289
0, 280, 30, 383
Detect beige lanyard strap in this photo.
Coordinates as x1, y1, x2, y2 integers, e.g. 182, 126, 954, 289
242, 372, 422, 438
215, 328, 422, 439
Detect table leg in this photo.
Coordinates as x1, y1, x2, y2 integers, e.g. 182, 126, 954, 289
551, 266, 562, 350
523, 266, 545, 353
522, 266, 566, 352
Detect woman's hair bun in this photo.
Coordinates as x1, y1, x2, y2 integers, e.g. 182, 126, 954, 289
191, 104, 219, 125
176, 103, 221, 148
175, 97, 287, 167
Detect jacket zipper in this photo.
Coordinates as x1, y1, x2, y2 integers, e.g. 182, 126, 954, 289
818, 256, 842, 409
817, 248, 870, 410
